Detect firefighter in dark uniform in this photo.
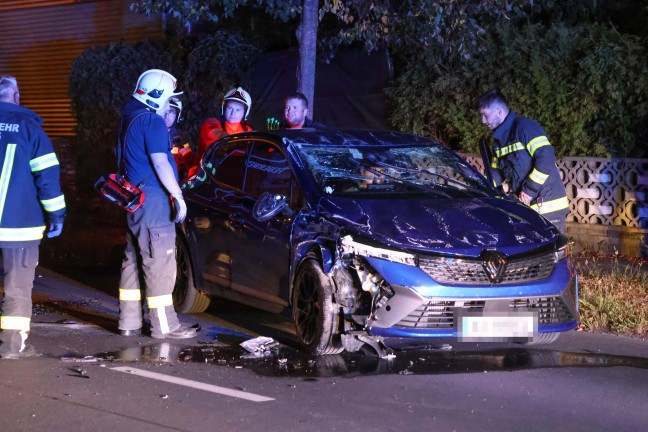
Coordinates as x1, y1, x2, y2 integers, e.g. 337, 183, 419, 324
117, 69, 196, 339
0, 75, 66, 359
478, 89, 569, 232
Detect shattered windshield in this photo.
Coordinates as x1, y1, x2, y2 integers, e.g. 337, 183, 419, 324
296, 144, 495, 197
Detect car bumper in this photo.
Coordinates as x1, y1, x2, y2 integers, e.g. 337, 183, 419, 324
365, 259, 578, 340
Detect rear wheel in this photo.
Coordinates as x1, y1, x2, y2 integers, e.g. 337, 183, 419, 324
292, 259, 343, 355
174, 236, 210, 313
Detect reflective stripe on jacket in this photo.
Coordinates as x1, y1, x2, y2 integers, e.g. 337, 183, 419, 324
0, 101, 66, 247
491, 111, 568, 215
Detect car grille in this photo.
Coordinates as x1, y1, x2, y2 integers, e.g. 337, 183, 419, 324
396, 297, 573, 329
418, 251, 557, 285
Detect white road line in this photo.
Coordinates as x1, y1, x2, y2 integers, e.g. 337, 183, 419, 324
110, 366, 274, 402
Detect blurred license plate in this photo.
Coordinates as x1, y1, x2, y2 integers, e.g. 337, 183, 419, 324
458, 312, 537, 341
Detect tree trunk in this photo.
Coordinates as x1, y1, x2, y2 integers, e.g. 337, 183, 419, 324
297, 0, 318, 118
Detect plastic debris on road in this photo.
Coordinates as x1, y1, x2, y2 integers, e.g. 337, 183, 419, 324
240, 336, 280, 357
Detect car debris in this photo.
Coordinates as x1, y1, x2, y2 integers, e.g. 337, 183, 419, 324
240, 336, 281, 357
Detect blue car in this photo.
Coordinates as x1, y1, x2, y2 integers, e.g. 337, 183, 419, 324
174, 129, 578, 354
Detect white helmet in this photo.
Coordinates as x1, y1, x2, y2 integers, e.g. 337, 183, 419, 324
221, 87, 252, 120
169, 96, 183, 123
133, 69, 183, 110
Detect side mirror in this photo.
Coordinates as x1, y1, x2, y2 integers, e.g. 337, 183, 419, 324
252, 192, 294, 222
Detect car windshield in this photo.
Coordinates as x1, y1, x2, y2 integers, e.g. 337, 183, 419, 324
296, 144, 495, 197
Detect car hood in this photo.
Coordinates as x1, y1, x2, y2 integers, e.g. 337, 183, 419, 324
316, 196, 558, 256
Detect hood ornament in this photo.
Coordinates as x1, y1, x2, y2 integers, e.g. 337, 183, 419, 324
480, 249, 507, 283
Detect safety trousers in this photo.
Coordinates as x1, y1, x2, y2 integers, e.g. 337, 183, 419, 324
0, 246, 39, 354
118, 190, 181, 336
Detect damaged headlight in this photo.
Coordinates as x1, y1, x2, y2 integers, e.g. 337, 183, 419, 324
340, 235, 417, 266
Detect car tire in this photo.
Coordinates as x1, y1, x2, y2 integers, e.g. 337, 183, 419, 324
292, 259, 344, 355
174, 235, 211, 314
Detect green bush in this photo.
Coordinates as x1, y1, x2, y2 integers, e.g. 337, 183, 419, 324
68, 32, 259, 193
68, 40, 175, 193
387, 21, 648, 158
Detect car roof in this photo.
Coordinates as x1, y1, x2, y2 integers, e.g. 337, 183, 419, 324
244, 128, 438, 148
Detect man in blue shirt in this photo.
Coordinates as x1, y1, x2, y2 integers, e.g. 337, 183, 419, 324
117, 69, 196, 339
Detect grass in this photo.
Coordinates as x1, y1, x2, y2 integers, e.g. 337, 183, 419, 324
575, 252, 648, 337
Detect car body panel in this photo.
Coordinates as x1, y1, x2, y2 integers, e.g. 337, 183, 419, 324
179, 129, 578, 349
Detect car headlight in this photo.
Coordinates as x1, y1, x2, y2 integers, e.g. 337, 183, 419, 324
555, 234, 570, 261
340, 235, 417, 266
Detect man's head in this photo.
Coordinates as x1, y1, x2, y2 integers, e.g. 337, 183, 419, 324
221, 87, 251, 121
477, 89, 509, 131
164, 97, 182, 128
132, 69, 182, 111
0, 76, 20, 105
284, 92, 309, 128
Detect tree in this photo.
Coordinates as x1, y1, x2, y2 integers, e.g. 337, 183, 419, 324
130, 0, 531, 117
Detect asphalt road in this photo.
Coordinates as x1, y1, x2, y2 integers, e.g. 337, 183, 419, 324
1, 265, 647, 432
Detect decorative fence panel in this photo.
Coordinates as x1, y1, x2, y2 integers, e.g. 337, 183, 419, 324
462, 154, 648, 229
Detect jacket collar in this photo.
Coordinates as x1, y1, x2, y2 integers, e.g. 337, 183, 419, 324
492, 110, 517, 144
0, 101, 43, 124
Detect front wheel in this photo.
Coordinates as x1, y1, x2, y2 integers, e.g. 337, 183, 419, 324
174, 235, 210, 313
292, 259, 343, 355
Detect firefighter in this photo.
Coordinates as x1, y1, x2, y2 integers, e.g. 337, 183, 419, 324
117, 69, 196, 339
0, 75, 66, 359
189, 87, 253, 177
165, 97, 194, 179
478, 88, 569, 232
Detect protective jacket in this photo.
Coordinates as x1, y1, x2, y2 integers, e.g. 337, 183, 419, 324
0, 101, 66, 247
491, 111, 568, 216
190, 117, 252, 177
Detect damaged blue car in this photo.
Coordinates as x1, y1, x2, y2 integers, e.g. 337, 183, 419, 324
174, 129, 578, 354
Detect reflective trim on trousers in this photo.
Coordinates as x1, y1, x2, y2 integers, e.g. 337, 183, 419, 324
119, 288, 142, 301
147, 294, 173, 309
0, 316, 31, 331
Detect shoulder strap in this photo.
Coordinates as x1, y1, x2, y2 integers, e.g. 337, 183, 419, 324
116, 111, 153, 176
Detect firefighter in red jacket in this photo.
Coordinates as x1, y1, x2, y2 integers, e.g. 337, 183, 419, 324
478, 89, 569, 232
188, 87, 253, 178
0, 75, 66, 359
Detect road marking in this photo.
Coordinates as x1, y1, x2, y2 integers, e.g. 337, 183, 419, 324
110, 366, 274, 402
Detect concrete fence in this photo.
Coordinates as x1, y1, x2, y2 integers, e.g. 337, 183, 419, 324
462, 154, 648, 259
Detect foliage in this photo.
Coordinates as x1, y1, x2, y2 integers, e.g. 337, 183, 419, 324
576, 255, 648, 336
68, 41, 174, 191
387, 21, 648, 157
130, 1, 535, 58
68, 32, 259, 192
181, 32, 261, 141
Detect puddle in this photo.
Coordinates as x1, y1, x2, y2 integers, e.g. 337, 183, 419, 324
94, 341, 648, 377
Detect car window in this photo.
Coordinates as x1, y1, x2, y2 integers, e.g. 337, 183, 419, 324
245, 140, 293, 199
296, 144, 495, 197
212, 140, 250, 190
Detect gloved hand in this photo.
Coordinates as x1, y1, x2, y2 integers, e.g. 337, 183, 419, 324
46, 222, 64, 238
171, 193, 187, 223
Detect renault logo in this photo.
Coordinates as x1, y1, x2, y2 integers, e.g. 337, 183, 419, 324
480, 249, 507, 283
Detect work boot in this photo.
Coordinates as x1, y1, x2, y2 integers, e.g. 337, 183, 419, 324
0, 344, 37, 360
151, 325, 197, 340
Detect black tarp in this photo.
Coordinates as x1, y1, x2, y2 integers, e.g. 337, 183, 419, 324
247, 48, 391, 130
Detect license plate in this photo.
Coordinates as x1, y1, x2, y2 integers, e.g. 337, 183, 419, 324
457, 312, 538, 342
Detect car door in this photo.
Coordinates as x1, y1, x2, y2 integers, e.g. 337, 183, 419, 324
228, 139, 300, 307
185, 139, 251, 293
